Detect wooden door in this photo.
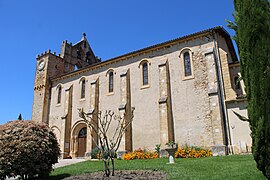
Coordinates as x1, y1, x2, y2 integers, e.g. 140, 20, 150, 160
77, 127, 87, 157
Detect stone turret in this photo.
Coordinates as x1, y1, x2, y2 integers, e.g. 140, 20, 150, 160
32, 51, 65, 123
60, 33, 99, 73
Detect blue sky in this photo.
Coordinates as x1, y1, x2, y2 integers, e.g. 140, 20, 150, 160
0, 0, 236, 124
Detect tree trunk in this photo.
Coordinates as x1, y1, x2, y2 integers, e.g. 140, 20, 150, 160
103, 160, 110, 177
111, 157, 115, 176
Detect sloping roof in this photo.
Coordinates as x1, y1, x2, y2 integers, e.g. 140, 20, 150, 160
105, 26, 237, 62
51, 26, 238, 82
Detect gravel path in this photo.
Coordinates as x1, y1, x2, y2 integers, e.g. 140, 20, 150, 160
54, 159, 85, 168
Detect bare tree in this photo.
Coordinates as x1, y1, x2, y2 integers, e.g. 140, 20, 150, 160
78, 108, 134, 177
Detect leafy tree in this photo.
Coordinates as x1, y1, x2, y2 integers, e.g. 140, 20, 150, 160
17, 113, 22, 120
0, 120, 60, 179
228, 0, 270, 178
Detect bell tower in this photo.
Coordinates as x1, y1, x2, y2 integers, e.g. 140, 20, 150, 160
60, 33, 99, 72
32, 34, 98, 123
32, 51, 65, 123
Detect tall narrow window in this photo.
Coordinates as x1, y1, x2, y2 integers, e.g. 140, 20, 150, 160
57, 86, 61, 104
183, 52, 192, 76
81, 79, 85, 99
142, 62, 148, 85
109, 71, 114, 93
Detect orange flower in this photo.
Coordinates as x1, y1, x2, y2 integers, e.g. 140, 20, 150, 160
123, 148, 159, 160
174, 146, 212, 158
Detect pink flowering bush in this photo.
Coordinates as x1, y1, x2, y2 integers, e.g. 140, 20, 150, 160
0, 120, 60, 180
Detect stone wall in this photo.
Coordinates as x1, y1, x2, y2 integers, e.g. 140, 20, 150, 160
40, 30, 251, 158
226, 100, 251, 154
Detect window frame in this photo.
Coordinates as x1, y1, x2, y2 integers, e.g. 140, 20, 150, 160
139, 59, 150, 89
183, 52, 192, 77
109, 72, 114, 93
79, 77, 86, 101
106, 69, 115, 95
142, 62, 149, 86
56, 84, 62, 105
81, 79, 86, 99
179, 48, 194, 80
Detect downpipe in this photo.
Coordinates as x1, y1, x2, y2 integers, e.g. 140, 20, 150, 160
211, 31, 233, 155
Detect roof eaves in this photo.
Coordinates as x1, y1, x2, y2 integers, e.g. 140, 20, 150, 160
51, 26, 234, 82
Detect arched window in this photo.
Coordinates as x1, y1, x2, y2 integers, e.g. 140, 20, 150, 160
78, 127, 87, 138
139, 59, 150, 88
109, 71, 114, 93
81, 79, 85, 99
142, 62, 148, 85
57, 86, 61, 104
234, 76, 241, 90
183, 52, 192, 76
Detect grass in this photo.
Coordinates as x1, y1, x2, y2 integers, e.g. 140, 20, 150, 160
50, 155, 266, 180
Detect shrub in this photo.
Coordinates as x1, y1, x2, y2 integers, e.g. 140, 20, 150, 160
0, 120, 60, 180
229, 0, 270, 178
123, 148, 159, 160
91, 147, 102, 159
174, 145, 212, 158
155, 144, 161, 156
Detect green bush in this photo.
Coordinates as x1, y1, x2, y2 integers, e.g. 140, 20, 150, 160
91, 147, 101, 159
230, 0, 270, 178
0, 120, 60, 180
90, 147, 117, 159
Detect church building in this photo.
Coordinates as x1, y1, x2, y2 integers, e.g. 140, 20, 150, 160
32, 27, 251, 158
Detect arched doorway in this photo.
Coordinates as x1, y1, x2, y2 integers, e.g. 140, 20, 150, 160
77, 127, 87, 157
51, 126, 61, 144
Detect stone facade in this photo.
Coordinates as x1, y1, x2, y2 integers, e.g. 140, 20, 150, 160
32, 27, 251, 158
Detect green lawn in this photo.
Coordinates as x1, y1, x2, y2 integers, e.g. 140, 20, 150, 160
50, 155, 265, 180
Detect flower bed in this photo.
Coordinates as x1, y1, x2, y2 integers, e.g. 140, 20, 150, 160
175, 146, 212, 158
123, 148, 159, 160
122, 146, 212, 160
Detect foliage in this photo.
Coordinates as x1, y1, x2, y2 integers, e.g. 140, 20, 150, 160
90, 147, 102, 159
78, 109, 134, 177
155, 144, 161, 156
165, 141, 178, 148
123, 148, 159, 160
0, 120, 60, 180
17, 114, 22, 120
174, 145, 212, 158
228, 0, 270, 178
50, 155, 265, 180
122, 145, 211, 160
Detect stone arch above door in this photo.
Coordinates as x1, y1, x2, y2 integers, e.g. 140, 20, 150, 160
51, 126, 61, 144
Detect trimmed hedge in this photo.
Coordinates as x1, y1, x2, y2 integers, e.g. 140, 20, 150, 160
0, 120, 60, 179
